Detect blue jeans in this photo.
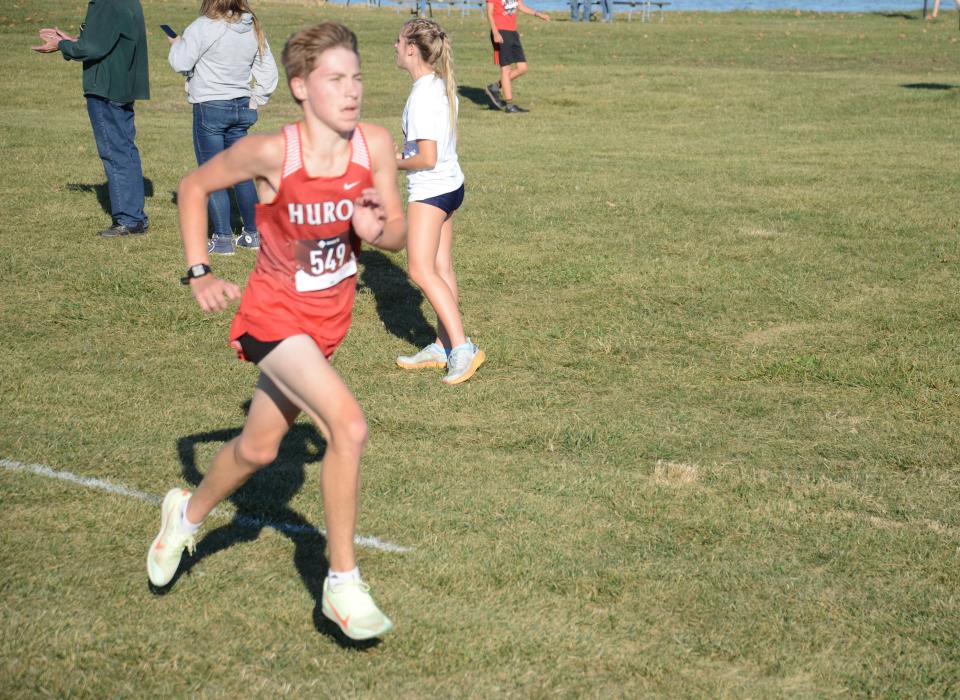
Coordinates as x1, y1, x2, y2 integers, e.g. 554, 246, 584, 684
571, 0, 592, 20
192, 98, 259, 236
86, 96, 147, 229
600, 0, 612, 21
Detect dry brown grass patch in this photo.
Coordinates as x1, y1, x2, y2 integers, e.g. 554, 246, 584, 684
743, 227, 783, 239
653, 460, 699, 487
741, 322, 818, 346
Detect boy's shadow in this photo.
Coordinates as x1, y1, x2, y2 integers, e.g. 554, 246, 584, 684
160, 405, 379, 649
458, 85, 501, 110
359, 249, 436, 347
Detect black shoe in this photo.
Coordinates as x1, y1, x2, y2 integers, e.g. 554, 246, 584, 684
484, 83, 505, 110
504, 103, 529, 113
99, 222, 148, 237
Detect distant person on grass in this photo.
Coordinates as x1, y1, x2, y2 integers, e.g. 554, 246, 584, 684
146, 22, 406, 642
394, 19, 485, 385
167, 0, 279, 256
484, 0, 550, 113
32, 0, 150, 238
927, 0, 959, 19
570, 0, 591, 21
597, 0, 612, 22
572, 0, 611, 21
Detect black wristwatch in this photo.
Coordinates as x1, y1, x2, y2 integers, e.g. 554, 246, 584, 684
180, 263, 212, 285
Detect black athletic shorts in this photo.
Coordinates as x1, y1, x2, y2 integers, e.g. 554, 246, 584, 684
492, 29, 526, 66
237, 333, 282, 365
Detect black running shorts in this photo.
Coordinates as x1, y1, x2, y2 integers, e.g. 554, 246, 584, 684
492, 29, 526, 66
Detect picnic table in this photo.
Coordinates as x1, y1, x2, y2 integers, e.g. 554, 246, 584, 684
612, 0, 670, 21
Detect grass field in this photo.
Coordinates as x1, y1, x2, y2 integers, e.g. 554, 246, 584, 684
2, 0, 960, 696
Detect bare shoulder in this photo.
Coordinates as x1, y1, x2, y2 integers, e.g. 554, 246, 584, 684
241, 132, 285, 162
359, 122, 394, 152
358, 123, 398, 171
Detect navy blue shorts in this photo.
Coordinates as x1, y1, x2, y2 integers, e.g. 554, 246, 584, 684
412, 183, 465, 216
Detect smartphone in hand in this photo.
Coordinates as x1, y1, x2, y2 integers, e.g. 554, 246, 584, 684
160, 24, 177, 38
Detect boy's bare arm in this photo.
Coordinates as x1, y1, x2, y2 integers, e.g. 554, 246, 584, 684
178, 134, 284, 311
516, 0, 551, 19
487, 3, 502, 42
358, 124, 406, 252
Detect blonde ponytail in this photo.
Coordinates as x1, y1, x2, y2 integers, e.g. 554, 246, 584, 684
402, 19, 458, 133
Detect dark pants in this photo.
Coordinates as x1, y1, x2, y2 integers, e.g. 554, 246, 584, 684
192, 98, 259, 236
86, 96, 147, 229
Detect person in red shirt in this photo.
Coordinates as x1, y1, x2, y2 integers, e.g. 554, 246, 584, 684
146, 22, 406, 642
484, 0, 550, 113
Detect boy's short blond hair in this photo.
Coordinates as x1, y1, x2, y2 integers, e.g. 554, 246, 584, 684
281, 23, 359, 103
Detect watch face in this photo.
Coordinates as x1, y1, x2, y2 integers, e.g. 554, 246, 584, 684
191, 264, 207, 277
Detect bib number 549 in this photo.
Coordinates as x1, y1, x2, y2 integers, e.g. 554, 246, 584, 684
310, 242, 347, 274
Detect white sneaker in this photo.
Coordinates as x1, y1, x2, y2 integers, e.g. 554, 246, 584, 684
146, 488, 197, 587
396, 342, 447, 370
442, 340, 485, 385
322, 578, 394, 640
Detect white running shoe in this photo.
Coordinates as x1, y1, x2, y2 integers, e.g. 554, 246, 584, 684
442, 340, 485, 385
396, 342, 447, 370
322, 578, 394, 640
146, 488, 197, 587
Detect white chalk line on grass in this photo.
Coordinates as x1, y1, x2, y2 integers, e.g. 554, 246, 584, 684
1, 458, 411, 554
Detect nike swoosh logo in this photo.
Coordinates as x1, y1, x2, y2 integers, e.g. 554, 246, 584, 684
325, 595, 351, 629
344, 181, 361, 191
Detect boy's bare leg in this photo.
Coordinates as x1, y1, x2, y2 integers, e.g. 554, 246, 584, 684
186, 375, 300, 523
148, 373, 298, 588
499, 65, 514, 101
499, 62, 529, 102
257, 334, 368, 572
407, 202, 466, 349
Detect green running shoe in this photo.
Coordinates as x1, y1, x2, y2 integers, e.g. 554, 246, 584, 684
322, 578, 394, 640
147, 488, 197, 587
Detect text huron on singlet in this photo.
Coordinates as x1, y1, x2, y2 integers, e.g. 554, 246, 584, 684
288, 200, 355, 226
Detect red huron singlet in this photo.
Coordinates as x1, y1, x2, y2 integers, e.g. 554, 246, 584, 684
229, 122, 373, 360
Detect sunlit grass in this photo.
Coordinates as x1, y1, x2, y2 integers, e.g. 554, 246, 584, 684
1, 1, 959, 696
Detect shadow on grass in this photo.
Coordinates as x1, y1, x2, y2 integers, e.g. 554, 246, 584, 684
875, 12, 918, 19
901, 82, 957, 90
359, 248, 435, 348
152, 407, 379, 649
66, 179, 154, 215
458, 84, 500, 110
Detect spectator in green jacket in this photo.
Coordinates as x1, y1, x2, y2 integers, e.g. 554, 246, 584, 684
33, 0, 151, 237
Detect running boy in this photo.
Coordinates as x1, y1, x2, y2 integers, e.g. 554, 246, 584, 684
147, 22, 406, 641
484, 0, 550, 113
394, 18, 484, 384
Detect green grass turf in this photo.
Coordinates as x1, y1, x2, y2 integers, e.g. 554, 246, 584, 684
2, 0, 960, 696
